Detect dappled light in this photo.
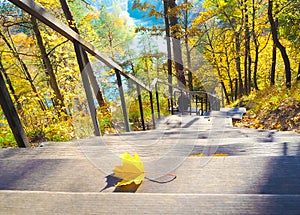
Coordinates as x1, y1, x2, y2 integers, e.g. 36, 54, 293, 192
0, 0, 300, 213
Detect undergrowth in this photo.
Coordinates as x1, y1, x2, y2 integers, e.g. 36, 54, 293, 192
231, 84, 300, 133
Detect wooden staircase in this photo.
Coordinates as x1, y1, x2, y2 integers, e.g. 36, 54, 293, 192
1, 114, 300, 214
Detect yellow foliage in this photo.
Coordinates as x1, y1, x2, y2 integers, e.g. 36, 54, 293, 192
113, 152, 145, 186
192, 10, 214, 26
84, 12, 99, 22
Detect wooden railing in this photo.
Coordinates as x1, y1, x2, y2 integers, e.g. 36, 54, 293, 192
3, 0, 221, 147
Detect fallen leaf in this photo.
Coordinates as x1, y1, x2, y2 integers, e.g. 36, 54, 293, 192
113, 152, 145, 186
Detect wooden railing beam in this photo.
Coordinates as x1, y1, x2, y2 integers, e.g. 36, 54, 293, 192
8, 0, 150, 92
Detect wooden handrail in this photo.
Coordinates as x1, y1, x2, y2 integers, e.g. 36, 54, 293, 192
8, 0, 150, 92
6, 0, 221, 142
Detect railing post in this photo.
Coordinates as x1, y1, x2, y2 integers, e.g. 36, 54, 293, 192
137, 85, 145, 131
212, 96, 216, 110
195, 94, 198, 115
75, 44, 101, 136
170, 93, 174, 114
169, 86, 174, 115
189, 93, 192, 115
0, 71, 30, 148
115, 69, 130, 132
208, 94, 211, 111
205, 93, 208, 113
201, 96, 204, 116
168, 97, 171, 114
155, 83, 160, 119
180, 90, 184, 115
149, 91, 156, 129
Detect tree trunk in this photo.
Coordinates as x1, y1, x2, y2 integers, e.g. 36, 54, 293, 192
224, 43, 234, 102
243, 0, 250, 94
184, 0, 193, 91
186, 43, 193, 91
168, 0, 186, 88
268, 0, 291, 88
59, 0, 106, 108
31, 16, 66, 112
248, 52, 252, 93
252, 0, 259, 91
270, 41, 276, 86
235, 32, 243, 96
59, 0, 102, 135
163, 0, 174, 114
220, 81, 230, 105
253, 43, 259, 90
235, 78, 238, 101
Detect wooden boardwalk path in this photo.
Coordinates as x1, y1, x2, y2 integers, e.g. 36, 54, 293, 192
1, 114, 300, 214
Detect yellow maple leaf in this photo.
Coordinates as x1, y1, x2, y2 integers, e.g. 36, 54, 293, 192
113, 152, 145, 186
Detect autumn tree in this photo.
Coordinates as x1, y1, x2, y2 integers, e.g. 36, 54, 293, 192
60, 0, 107, 108
0, 10, 47, 111
132, 0, 191, 88
31, 16, 67, 113
278, 0, 300, 82
268, 0, 291, 88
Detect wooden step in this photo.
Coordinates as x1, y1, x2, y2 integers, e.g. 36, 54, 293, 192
1, 155, 300, 194
1, 115, 300, 214
1, 191, 300, 215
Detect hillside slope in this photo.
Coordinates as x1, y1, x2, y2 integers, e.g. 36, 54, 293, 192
233, 85, 300, 133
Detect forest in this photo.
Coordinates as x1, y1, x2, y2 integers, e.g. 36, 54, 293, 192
0, 0, 299, 147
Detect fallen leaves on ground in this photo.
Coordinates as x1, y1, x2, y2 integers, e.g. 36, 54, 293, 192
234, 99, 300, 133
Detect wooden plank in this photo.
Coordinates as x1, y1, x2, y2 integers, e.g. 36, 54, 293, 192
1, 191, 300, 215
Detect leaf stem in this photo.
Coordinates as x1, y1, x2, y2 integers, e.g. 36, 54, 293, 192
144, 172, 177, 184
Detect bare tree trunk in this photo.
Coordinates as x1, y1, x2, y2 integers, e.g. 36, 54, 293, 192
268, 0, 291, 88
251, 0, 259, 90
248, 51, 252, 93
235, 32, 243, 96
220, 81, 231, 104
185, 42, 193, 91
270, 41, 276, 86
184, 0, 193, 91
31, 16, 66, 112
224, 41, 234, 102
163, 0, 174, 114
253, 43, 259, 90
243, 0, 250, 94
169, 0, 186, 88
